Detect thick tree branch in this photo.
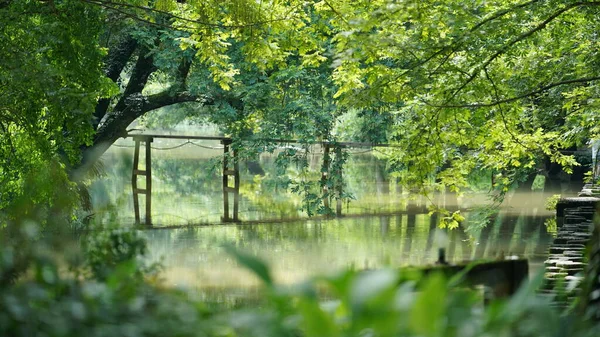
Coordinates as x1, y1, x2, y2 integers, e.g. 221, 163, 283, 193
105, 36, 138, 82
73, 45, 157, 179
74, 89, 211, 180
141, 91, 206, 112
121, 48, 156, 99
93, 47, 156, 141
173, 54, 193, 90
93, 36, 138, 129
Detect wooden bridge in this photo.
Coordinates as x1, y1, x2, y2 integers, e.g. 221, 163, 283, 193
126, 133, 397, 225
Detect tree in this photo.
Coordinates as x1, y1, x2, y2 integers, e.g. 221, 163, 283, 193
93, 0, 600, 193
0, 0, 325, 211
321, 0, 600, 191
5, 0, 600, 212
0, 0, 113, 213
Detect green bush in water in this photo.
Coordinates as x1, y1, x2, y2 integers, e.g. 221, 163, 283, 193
83, 225, 160, 282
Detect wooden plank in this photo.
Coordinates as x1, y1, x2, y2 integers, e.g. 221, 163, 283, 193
133, 169, 147, 175
224, 186, 237, 193
223, 169, 236, 176
134, 188, 148, 194
130, 134, 231, 141
126, 133, 401, 148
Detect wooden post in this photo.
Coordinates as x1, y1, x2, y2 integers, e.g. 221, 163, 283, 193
336, 163, 343, 216
321, 144, 330, 210
333, 144, 343, 216
132, 138, 141, 224
233, 149, 240, 222
145, 138, 152, 225
221, 139, 240, 222
131, 136, 152, 226
222, 140, 230, 222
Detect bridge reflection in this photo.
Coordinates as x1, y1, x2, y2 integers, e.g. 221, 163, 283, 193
142, 203, 554, 303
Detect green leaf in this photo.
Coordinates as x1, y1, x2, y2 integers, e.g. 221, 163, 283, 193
297, 298, 340, 337
223, 244, 273, 286
410, 273, 447, 336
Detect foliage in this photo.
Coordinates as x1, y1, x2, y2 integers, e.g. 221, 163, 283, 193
429, 205, 466, 230
0, 0, 115, 211
224, 245, 600, 337
269, 143, 354, 216
544, 217, 558, 234
2, 217, 600, 337
0, 159, 81, 227
334, 108, 395, 144
463, 206, 501, 233
0, 222, 221, 337
545, 194, 562, 211
317, 0, 599, 191
6, 0, 596, 216
83, 224, 160, 281
4, 0, 600, 334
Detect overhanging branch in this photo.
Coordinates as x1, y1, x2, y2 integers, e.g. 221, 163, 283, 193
424, 76, 600, 108
141, 91, 207, 112
430, 1, 600, 111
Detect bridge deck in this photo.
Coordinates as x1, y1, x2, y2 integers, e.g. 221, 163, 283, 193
126, 133, 400, 148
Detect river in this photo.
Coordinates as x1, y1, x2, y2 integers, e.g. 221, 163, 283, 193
90, 138, 569, 304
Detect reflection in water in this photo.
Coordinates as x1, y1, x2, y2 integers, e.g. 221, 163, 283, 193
475, 216, 495, 259
90, 143, 565, 304
144, 208, 554, 304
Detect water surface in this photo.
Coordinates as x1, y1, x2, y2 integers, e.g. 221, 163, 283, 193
91, 140, 562, 303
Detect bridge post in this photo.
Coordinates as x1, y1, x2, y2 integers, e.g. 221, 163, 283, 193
336, 167, 343, 216
321, 144, 331, 210
221, 139, 240, 222
131, 135, 153, 226
233, 150, 240, 221
333, 144, 344, 216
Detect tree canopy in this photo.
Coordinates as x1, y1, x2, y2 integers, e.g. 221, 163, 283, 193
323, 0, 600, 191
2, 0, 600, 211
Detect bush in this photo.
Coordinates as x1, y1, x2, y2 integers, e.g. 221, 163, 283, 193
83, 225, 159, 282
1, 222, 600, 337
